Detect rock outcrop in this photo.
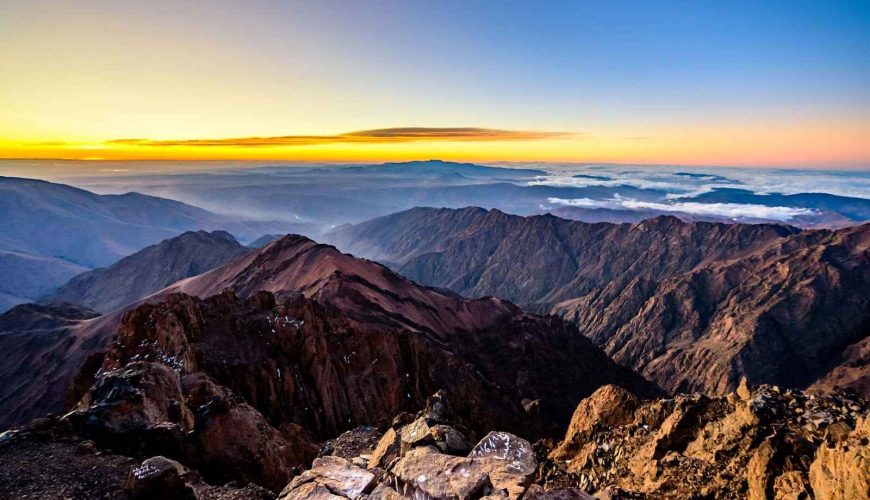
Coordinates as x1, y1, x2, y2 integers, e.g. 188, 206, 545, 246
2, 382, 866, 499
316, 397, 543, 500
809, 416, 870, 500
544, 382, 869, 499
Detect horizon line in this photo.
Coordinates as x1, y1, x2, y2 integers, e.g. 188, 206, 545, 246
0, 157, 867, 172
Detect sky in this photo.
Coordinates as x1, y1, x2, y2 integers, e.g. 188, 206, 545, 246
1, 0, 869, 168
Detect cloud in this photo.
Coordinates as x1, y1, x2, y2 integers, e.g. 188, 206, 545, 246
109, 127, 572, 148
546, 196, 816, 221
526, 165, 870, 200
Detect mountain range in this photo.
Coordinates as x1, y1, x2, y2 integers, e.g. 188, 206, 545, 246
0, 165, 868, 498
0, 176, 309, 312
327, 207, 870, 396
64, 160, 870, 232
0, 233, 657, 435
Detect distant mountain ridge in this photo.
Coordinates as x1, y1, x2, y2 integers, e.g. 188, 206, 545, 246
45, 230, 251, 313
0, 176, 306, 312
326, 207, 870, 396
0, 249, 88, 312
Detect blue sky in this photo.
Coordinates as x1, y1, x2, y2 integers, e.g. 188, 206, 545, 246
1, 0, 868, 166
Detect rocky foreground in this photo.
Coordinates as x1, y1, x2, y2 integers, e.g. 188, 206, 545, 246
1, 382, 866, 499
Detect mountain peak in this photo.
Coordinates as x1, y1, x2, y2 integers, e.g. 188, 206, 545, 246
45, 229, 249, 313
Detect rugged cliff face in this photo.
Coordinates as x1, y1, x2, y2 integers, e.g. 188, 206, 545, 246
554, 223, 870, 395
327, 208, 870, 396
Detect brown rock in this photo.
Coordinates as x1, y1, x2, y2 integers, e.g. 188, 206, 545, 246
747, 438, 777, 500
773, 471, 811, 499
551, 385, 640, 460
523, 484, 597, 499
366, 483, 404, 500
809, 417, 870, 500
125, 456, 197, 500
737, 377, 752, 401
323, 426, 382, 460
431, 424, 471, 455
75, 361, 194, 433
279, 481, 345, 499
280, 456, 375, 500
470, 431, 537, 498
368, 427, 400, 469
390, 447, 493, 498
548, 384, 865, 499
399, 417, 435, 454
193, 398, 313, 492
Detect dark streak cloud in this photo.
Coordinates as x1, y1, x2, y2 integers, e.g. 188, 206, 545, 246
108, 127, 573, 147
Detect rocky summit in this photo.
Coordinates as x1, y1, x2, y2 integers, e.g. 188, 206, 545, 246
544, 382, 869, 499
1, 382, 866, 499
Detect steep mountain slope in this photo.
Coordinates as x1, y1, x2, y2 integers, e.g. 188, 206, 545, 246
554, 223, 870, 394
0, 235, 659, 435
0, 249, 88, 312
327, 208, 796, 309
0, 303, 100, 429
326, 207, 870, 396
0, 176, 312, 312
45, 230, 250, 312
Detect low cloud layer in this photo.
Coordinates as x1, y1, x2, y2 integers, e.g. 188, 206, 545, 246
525, 165, 870, 200
547, 196, 817, 221
109, 127, 571, 148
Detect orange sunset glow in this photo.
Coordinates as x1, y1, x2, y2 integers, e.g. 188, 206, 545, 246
1, 1, 868, 168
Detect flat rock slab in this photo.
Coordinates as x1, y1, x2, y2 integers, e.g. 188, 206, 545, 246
280, 456, 374, 500
391, 447, 493, 498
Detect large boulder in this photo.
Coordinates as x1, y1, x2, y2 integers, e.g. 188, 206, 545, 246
387, 432, 538, 499
125, 456, 197, 499
390, 447, 494, 498
550, 385, 640, 460
192, 396, 314, 492
469, 432, 537, 498
75, 361, 193, 432
279, 456, 375, 500
368, 427, 401, 469
66, 361, 193, 456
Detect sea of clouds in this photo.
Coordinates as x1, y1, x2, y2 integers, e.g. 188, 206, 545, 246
522, 164, 870, 199
545, 196, 816, 221
513, 164, 869, 221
